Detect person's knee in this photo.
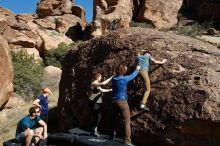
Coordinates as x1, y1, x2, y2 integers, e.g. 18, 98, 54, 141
36, 127, 44, 134
25, 129, 34, 137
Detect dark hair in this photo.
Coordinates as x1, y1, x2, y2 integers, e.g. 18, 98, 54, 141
136, 49, 151, 55
92, 72, 101, 81
113, 19, 119, 23
143, 50, 151, 55
116, 65, 127, 75
29, 106, 38, 116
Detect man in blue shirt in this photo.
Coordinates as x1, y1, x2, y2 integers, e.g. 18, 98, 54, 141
16, 106, 47, 146
136, 50, 167, 111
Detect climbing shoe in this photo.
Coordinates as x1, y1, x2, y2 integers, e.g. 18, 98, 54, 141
139, 104, 150, 112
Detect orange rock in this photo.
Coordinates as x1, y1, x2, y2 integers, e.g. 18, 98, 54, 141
0, 36, 13, 109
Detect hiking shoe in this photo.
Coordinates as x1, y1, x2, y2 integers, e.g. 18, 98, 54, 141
139, 104, 150, 112
90, 131, 100, 137
94, 127, 100, 137
30, 143, 36, 146
91, 127, 100, 137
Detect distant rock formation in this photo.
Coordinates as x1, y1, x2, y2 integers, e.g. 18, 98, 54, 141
0, 35, 13, 109
91, 0, 133, 38
135, 0, 183, 29
91, 0, 183, 37
58, 27, 220, 146
0, 0, 86, 108
0, 4, 86, 56
36, 0, 74, 18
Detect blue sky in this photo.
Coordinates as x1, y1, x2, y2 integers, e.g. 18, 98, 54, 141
0, 0, 93, 22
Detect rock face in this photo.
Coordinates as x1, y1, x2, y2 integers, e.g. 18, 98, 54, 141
181, 0, 220, 20
0, 35, 13, 109
58, 27, 220, 146
0, 5, 86, 56
72, 5, 87, 27
135, 0, 183, 29
91, 0, 183, 36
36, 0, 74, 18
91, 0, 133, 37
41, 65, 62, 98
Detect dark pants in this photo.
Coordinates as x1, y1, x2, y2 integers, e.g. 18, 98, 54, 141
89, 101, 101, 133
40, 113, 48, 124
111, 100, 131, 144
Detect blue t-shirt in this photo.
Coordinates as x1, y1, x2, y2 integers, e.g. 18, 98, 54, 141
15, 116, 41, 137
136, 54, 151, 71
38, 95, 48, 115
112, 70, 139, 101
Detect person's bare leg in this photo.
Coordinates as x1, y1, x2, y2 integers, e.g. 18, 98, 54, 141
25, 129, 33, 146
34, 127, 43, 144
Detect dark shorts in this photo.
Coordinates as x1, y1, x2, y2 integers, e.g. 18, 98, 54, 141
16, 129, 37, 143
16, 132, 25, 142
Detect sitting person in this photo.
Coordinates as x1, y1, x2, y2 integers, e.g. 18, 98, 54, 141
88, 72, 112, 136
15, 106, 47, 146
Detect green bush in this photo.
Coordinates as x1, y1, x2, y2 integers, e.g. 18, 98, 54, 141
176, 23, 210, 38
129, 21, 154, 28
12, 50, 44, 101
44, 41, 82, 68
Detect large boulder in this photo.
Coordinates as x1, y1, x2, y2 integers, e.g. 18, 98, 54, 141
0, 7, 17, 35
32, 14, 84, 53
135, 0, 183, 29
0, 7, 17, 26
181, 0, 220, 20
36, 0, 74, 18
71, 5, 87, 28
0, 36, 13, 109
0, 13, 8, 34
36, 29, 72, 54
57, 27, 220, 146
91, 0, 133, 37
41, 66, 62, 104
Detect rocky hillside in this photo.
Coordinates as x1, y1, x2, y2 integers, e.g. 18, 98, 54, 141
91, 0, 220, 37
91, 0, 183, 37
58, 27, 220, 146
0, 0, 86, 58
0, 0, 86, 108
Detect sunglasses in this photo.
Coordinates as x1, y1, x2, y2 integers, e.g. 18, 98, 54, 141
35, 110, 41, 113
